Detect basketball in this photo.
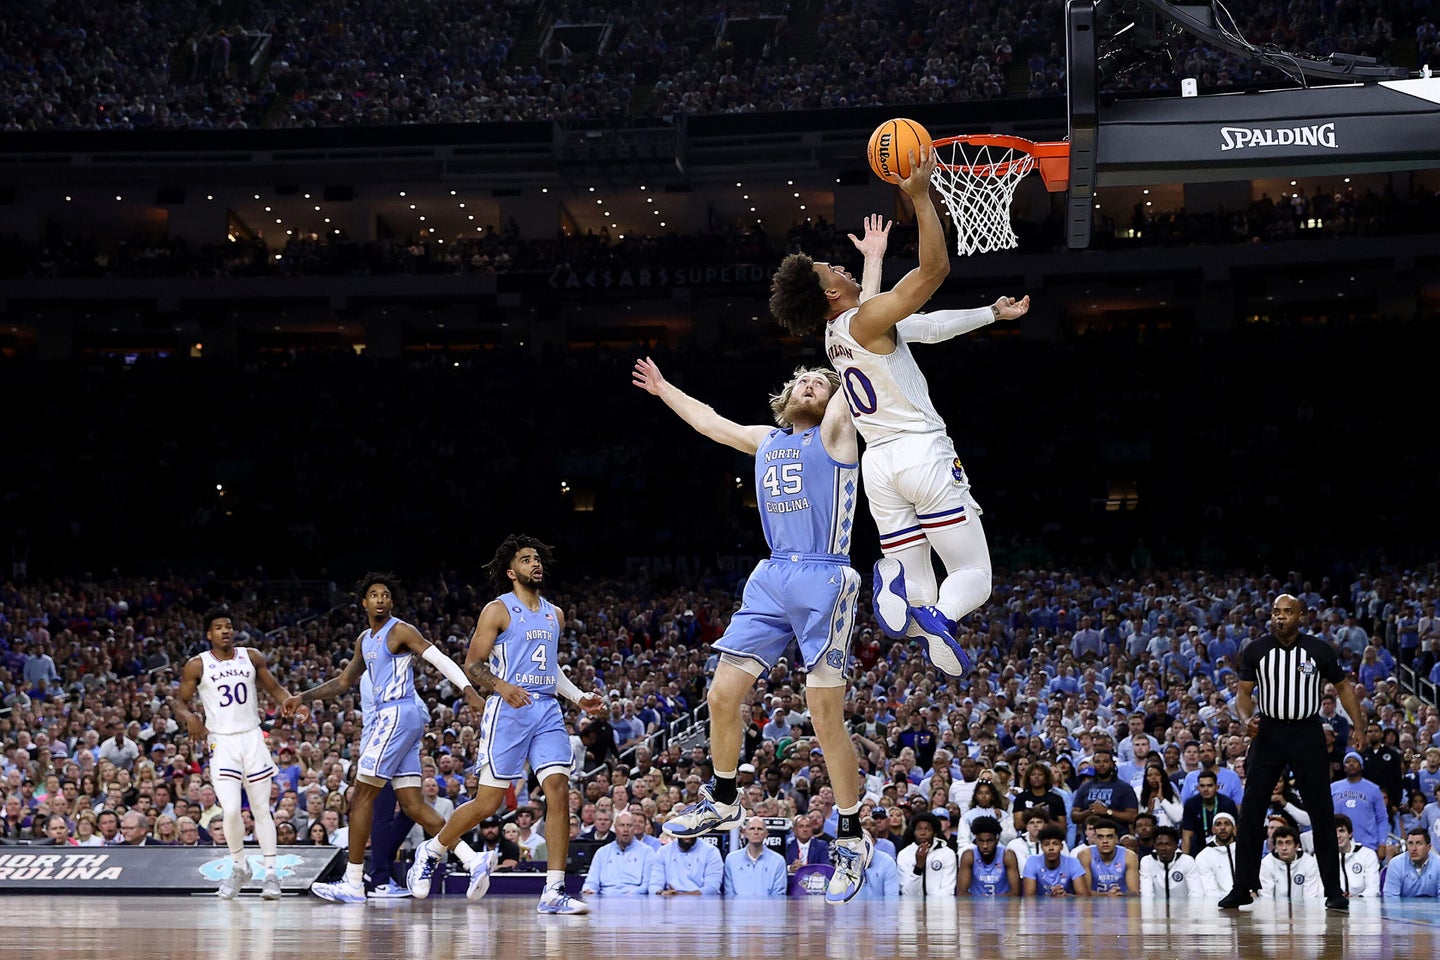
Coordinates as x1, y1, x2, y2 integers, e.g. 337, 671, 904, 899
867, 118, 932, 184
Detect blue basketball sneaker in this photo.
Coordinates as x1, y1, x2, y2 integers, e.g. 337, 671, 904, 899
662, 784, 743, 838
872, 557, 911, 639
911, 604, 972, 678
826, 834, 873, 904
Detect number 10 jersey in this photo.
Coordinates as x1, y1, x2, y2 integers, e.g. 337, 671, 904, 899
825, 306, 947, 444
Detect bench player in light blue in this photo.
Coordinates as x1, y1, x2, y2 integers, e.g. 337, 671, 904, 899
632, 357, 872, 904
407, 535, 608, 915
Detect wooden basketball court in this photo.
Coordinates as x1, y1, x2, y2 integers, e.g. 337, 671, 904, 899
7, 895, 1436, 960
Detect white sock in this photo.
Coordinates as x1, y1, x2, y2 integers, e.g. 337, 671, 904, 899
264, 855, 277, 872
453, 840, 480, 871
345, 862, 364, 887
547, 869, 564, 890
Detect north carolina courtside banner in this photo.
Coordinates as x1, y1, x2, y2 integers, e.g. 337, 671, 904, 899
0, 845, 344, 894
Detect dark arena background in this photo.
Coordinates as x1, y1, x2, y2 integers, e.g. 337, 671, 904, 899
2, 0, 1440, 954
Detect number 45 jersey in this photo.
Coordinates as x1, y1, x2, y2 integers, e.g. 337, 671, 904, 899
757, 424, 858, 560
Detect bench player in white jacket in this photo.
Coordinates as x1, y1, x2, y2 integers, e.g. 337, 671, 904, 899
1258, 825, 1325, 902
1194, 812, 1241, 897
767, 151, 1030, 677
1334, 815, 1382, 898
1138, 826, 1202, 900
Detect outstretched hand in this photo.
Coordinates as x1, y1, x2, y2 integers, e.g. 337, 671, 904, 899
847, 214, 893, 259
632, 357, 667, 396
992, 295, 1030, 321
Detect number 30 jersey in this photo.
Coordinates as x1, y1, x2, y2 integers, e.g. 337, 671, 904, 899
756, 424, 858, 560
197, 648, 260, 734
492, 593, 561, 697
825, 306, 947, 443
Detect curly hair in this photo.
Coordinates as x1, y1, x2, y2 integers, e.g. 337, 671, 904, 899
485, 534, 554, 589
768, 253, 831, 336
768, 366, 841, 427
354, 571, 401, 607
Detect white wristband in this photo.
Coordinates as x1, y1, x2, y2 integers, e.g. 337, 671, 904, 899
421, 645, 473, 692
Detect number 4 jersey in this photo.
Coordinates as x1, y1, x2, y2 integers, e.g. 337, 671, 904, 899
491, 594, 561, 696
825, 307, 947, 443
197, 648, 261, 734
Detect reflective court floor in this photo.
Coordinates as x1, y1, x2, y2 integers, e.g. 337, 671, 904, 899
4, 895, 1439, 960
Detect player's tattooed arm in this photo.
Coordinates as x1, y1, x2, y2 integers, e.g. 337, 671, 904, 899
464, 660, 497, 695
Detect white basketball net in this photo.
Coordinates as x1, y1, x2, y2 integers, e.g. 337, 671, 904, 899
930, 139, 1037, 256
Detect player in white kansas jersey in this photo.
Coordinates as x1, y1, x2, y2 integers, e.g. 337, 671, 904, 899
407, 537, 607, 915
171, 607, 298, 899
767, 149, 1030, 677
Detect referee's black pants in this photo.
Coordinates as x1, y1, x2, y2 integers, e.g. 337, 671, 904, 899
1231, 716, 1342, 899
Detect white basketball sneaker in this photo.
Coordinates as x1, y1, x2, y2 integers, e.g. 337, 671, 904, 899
218, 858, 252, 900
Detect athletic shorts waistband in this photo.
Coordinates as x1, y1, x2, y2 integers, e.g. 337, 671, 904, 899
769, 552, 849, 565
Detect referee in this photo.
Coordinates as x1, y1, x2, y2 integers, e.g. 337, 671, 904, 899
1218, 594, 1367, 912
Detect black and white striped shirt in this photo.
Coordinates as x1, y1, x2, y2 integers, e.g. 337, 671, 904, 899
1238, 633, 1344, 721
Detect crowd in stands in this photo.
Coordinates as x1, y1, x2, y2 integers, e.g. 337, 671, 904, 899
0, 0, 1429, 130
3, 563, 1440, 898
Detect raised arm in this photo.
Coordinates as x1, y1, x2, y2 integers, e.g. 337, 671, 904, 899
847, 148, 949, 349
170, 656, 207, 741
819, 376, 858, 465
848, 214, 892, 303
632, 357, 770, 455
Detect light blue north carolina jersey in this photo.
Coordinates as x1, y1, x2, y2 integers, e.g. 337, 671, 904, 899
969, 850, 1011, 896
362, 617, 418, 706
1088, 846, 1130, 893
756, 424, 858, 559
360, 671, 375, 726
491, 593, 560, 696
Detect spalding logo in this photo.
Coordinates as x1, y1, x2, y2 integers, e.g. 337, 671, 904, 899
1293, 874, 1306, 884
931, 860, 945, 870
1352, 863, 1363, 874
1171, 871, 1185, 883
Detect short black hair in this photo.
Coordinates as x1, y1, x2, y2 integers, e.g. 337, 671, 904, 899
969, 815, 1003, 838
1334, 814, 1353, 831
202, 607, 232, 634
1038, 824, 1068, 844
1408, 826, 1431, 843
354, 571, 400, 606
767, 253, 830, 336
485, 534, 554, 589
1196, 770, 1218, 783
1152, 825, 1181, 843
